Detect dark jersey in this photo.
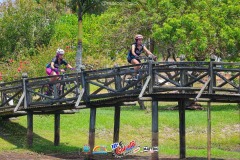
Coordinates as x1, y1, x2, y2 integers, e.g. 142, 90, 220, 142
129, 43, 144, 56
127, 43, 145, 63
46, 57, 68, 69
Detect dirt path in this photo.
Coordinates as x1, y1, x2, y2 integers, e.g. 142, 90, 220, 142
0, 151, 180, 160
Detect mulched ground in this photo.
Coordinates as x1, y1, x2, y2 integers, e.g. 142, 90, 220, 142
0, 151, 230, 160
0, 151, 181, 160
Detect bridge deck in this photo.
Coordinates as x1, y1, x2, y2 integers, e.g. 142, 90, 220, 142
0, 93, 239, 118
0, 61, 239, 116
0, 61, 239, 159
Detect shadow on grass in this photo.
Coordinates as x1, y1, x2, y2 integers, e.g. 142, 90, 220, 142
0, 119, 230, 160
120, 105, 238, 111
0, 119, 81, 159
117, 103, 239, 112
34, 152, 226, 160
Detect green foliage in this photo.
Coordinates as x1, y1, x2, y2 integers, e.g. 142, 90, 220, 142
0, 0, 61, 59
52, 14, 78, 43
0, 0, 239, 81
151, 0, 240, 61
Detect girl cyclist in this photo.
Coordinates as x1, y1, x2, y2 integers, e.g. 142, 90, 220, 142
45, 48, 74, 95
127, 34, 157, 79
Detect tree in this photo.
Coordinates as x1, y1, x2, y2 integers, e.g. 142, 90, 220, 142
69, 0, 102, 71
151, 0, 239, 61
106, 0, 239, 62
0, 0, 61, 59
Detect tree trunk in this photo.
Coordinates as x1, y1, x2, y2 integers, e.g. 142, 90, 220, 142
76, 8, 83, 72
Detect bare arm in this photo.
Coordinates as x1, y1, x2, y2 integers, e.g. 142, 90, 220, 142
131, 45, 138, 56
143, 46, 152, 56
66, 64, 73, 69
50, 62, 55, 69
143, 46, 157, 61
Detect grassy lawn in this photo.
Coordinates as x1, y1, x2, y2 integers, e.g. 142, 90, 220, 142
0, 102, 239, 159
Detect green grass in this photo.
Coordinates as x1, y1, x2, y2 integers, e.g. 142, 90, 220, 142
0, 102, 239, 159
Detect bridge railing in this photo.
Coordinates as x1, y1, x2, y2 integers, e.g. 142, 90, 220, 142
25, 72, 82, 107
210, 61, 240, 94
0, 79, 23, 115
0, 61, 239, 113
27, 61, 238, 105
153, 61, 210, 93
84, 64, 147, 100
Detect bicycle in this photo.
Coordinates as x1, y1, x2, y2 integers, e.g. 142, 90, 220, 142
40, 68, 80, 104
121, 55, 156, 90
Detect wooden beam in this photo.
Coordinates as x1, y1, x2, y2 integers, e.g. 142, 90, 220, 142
89, 107, 96, 153
152, 100, 158, 160
27, 111, 33, 147
207, 102, 211, 160
178, 100, 186, 159
113, 105, 120, 143
54, 112, 60, 146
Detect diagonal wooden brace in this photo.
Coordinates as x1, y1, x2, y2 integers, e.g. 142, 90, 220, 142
75, 88, 85, 108
195, 77, 211, 102
14, 92, 25, 112
139, 76, 151, 98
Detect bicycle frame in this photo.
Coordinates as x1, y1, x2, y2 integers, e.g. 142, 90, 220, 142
122, 56, 154, 90
40, 70, 79, 103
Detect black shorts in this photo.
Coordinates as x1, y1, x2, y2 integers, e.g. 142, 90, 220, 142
127, 57, 141, 64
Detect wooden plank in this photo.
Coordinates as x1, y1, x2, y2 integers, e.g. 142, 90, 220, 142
156, 73, 181, 87
178, 100, 186, 159
89, 107, 96, 153
152, 100, 158, 160
195, 78, 211, 102
218, 72, 240, 87
139, 76, 151, 98
207, 102, 211, 160
54, 113, 60, 146
213, 68, 240, 72
113, 105, 120, 143
27, 111, 33, 147
215, 72, 238, 89
185, 72, 208, 86
91, 78, 115, 95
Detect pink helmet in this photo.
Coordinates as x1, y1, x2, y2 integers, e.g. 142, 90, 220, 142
56, 48, 64, 55
134, 34, 143, 41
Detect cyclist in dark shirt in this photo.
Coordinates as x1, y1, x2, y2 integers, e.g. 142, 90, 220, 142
45, 48, 73, 95
127, 34, 157, 79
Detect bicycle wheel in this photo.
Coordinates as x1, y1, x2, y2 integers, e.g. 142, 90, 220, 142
40, 84, 50, 101
105, 78, 115, 93
1, 93, 13, 106
121, 74, 136, 90
62, 81, 79, 104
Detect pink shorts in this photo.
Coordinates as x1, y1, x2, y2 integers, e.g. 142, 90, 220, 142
46, 68, 60, 76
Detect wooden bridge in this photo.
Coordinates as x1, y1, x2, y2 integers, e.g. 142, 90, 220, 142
0, 59, 239, 159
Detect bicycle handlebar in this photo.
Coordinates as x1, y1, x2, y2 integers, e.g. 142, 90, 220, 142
136, 55, 157, 61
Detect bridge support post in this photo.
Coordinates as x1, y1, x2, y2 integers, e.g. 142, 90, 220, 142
178, 100, 186, 159
113, 105, 121, 143
54, 112, 60, 146
27, 110, 33, 147
152, 100, 158, 160
113, 66, 122, 143
207, 102, 211, 160
89, 107, 96, 154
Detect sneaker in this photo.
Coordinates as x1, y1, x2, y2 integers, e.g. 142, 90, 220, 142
45, 91, 52, 96
58, 90, 62, 95
132, 76, 138, 81
137, 83, 142, 89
